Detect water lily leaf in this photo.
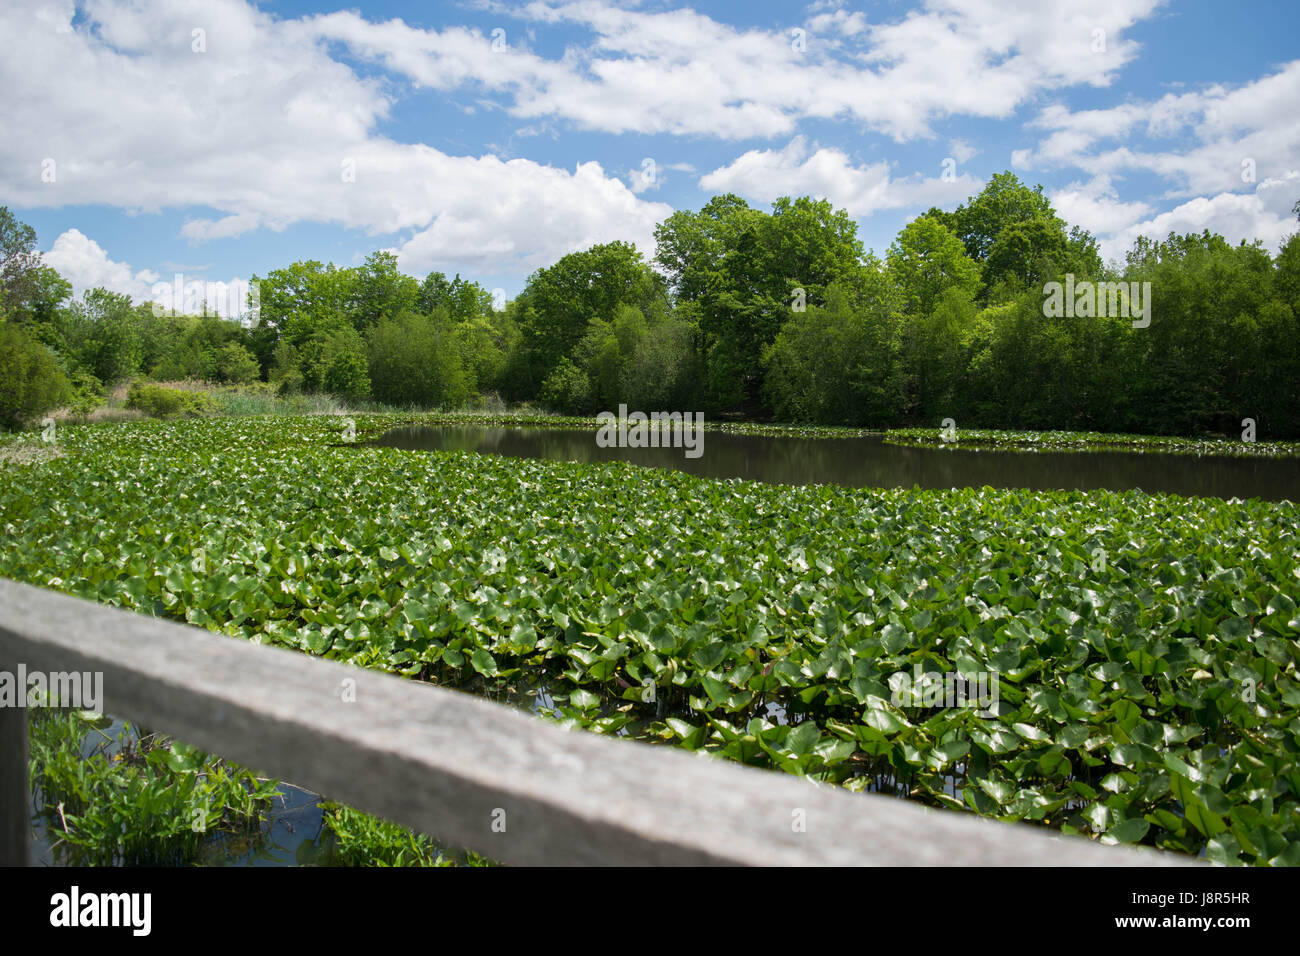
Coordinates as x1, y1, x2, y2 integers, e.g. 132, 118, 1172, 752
786, 720, 821, 757
1103, 818, 1149, 844
470, 648, 498, 677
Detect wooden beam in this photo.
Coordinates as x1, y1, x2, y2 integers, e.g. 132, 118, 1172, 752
0, 665, 28, 867
0, 577, 1195, 866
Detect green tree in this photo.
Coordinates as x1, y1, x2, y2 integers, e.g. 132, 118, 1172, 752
1275, 231, 1300, 309
617, 305, 703, 411
352, 252, 419, 330
762, 280, 902, 426
418, 272, 495, 321
514, 241, 665, 396
252, 261, 358, 335
0, 207, 43, 319
887, 216, 982, 317
1121, 231, 1276, 435
538, 357, 593, 415
214, 342, 261, 384
0, 324, 71, 428
6, 265, 72, 338
248, 260, 359, 373
931, 172, 1060, 263
324, 347, 371, 402
286, 320, 370, 398
366, 311, 468, 408
64, 289, 143, 384
903, 287, 978, 423
453, 309, 517, 395
654, 194, 866, 411
982, 215, 1070, 294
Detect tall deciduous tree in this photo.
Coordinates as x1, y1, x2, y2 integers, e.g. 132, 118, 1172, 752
0, 206, 42, 319
887, 215, 982, 317
655, 194, 866, 411
352, 252, 419, 330
515, 241, 665, 395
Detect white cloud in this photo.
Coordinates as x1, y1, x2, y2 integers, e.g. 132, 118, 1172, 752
1049, 175, 1153, 238
6, 0, 1293, 284
807, 5, 869, 38
1097, 174, 1300, 263
0, 0, 671, 277
699, 136, 983, 217
1019, 61, 1300, 198
310, 0, 1165, 142
1014, 61, 1300, 257
948, 139, 978, 165
42, 229, 160, 303
390, 157, 670, 274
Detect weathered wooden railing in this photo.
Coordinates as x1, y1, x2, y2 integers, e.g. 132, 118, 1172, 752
0, 577, 1195, 866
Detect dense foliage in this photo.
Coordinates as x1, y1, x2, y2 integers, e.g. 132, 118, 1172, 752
28, 708, 279, 866
3, 171, 1297, 436
0, 323, 71, 428
124, 382, 218, 418
3, 416, 1297, 864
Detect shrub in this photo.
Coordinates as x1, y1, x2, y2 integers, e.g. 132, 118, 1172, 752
538, 356, 593, 414
124, 382, 216, 418
63, 365, 103, 418
293, 324, 370, 400
367, 311, 469, 408
215, 342, 261, 384
323, 348, 371, 402
0, 323, 72, 429
276, 367, 304, 397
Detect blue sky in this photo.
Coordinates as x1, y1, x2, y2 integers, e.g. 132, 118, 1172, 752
3, 0, 1298, 311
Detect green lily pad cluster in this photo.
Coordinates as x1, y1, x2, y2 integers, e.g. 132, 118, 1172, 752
885, 427, 1300, 458
3, 414, 1298, 864
338, 410, 877, 441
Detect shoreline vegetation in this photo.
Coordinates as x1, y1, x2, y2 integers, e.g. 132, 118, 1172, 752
6, 174, 1300, 447
9, 382, 1300, 460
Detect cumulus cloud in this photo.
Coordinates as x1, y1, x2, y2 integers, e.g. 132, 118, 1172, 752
42, 229, 161, 303
1018, 61, 1300, 198
310, 0, 1165, 142
0, 0, 671, 277
5, 0, 1291, 283
1096, 174, 1300, 263
1014, 61, 1300, 256
699, 136, 983, 217
389, 157, 670, 273
1049, 175, 1154, 238
948, 139, 978, 165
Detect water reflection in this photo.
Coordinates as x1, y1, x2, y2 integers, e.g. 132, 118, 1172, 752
373, 426, 1298, 501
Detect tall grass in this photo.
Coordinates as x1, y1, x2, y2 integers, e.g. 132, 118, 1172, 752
49, 378, 586, 426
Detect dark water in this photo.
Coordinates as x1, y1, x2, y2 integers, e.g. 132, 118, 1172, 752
372, 426, 1298, 502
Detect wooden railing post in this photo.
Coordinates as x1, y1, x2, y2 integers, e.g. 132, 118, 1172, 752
0, 663, 29, 866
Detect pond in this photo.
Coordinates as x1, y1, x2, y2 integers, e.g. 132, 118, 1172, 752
372, 426, 1299, 502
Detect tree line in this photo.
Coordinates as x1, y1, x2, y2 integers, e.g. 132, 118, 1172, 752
3, 172, 1299, 437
